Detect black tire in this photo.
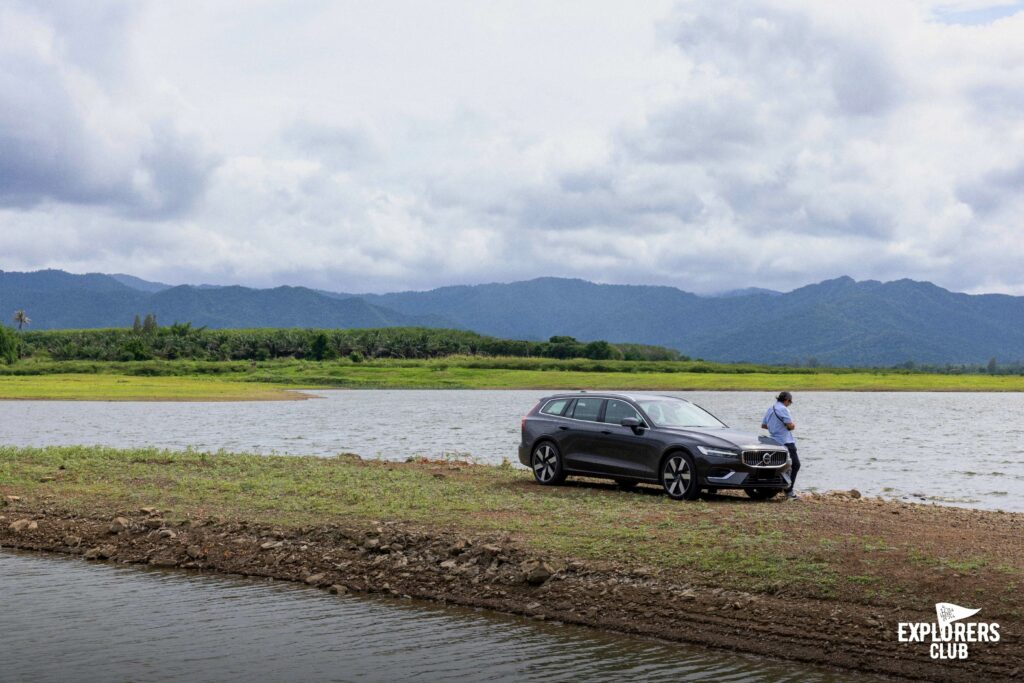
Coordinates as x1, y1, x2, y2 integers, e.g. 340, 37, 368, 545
661, 452, 700, 501
531, 441, 566, 485
745, 488, 781, 500
615, 479, 638, 491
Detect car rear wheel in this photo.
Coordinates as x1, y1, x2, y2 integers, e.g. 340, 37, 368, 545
531, 442, 566, 485
745, 488, 781, 500
661, 452, 699, 500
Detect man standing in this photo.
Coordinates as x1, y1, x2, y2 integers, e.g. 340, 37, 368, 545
762, 391, 799, 499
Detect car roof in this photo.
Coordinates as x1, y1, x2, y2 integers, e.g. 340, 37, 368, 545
541, 391, 690, 403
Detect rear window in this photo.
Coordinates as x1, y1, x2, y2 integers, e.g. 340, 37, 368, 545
540, 399, 569, 416
603, 399, 640, 424
571, 397, 604, 422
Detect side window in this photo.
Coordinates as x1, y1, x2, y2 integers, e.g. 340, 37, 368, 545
571, 397, 604, 422
603, 399, 640, 424
540, 399, 569, 416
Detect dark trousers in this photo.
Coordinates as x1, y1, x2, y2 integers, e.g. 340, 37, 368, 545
785, 443, 800, 491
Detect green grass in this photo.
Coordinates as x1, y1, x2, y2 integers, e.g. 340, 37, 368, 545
1, 356, 1023, 400
4, 445, 1019, 610
0, 374, 300, 401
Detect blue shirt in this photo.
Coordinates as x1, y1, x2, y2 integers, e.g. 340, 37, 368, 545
762, 402, 795, 445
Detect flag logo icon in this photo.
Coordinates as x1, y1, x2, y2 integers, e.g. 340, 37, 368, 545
935, 603, 981, 629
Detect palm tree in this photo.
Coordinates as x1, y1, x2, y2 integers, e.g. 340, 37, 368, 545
13, 310, 30, 331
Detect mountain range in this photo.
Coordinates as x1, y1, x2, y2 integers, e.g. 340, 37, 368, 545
3, 269, 1023, 366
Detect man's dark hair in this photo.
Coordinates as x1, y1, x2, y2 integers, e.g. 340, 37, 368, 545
777, 391, 792, 403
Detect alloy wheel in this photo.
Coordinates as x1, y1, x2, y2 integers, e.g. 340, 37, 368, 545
663, 455, 691, 498
532, 444, 558, 483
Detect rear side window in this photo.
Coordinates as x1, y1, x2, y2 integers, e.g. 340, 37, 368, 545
540, 399, 569, 416
603, 399, 640, 424
571, 397, 604, 422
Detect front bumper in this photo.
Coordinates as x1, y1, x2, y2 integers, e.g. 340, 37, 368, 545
702, 468, 792, 489
700, 449, 792, 489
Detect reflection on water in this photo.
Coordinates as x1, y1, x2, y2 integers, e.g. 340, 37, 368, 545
0, 551, 884, 683
0, 390, 1021, 510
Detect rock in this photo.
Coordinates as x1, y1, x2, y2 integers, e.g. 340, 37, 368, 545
524, 561, 554, 586
140, 507, 159, 515
363, 538, 380, 551
9, 518, 35, 533
63, 535, 82, 547
4, 495, 20, 504
304, 573, 327, 585
158, 529, 177, 539
186, 545, 205, 559
39, 476, 56, 483
448, 538, 469, 555
150, 557, 178, 568
480, 544, 502, 557
109, 517, 131, 534
440, 559, 458, 570
848, 489, 862, 499
260, 540, 284, 550
144, 518, 164, 529
329, 584, 349, 595
85, 545, 115, 560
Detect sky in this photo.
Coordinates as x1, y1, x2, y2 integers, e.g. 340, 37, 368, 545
1, 0, 1024, 295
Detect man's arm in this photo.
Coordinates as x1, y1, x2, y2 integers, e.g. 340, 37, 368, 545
785, 421, 796, 431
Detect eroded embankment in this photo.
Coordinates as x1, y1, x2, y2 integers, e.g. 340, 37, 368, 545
2, 502, 1020, 683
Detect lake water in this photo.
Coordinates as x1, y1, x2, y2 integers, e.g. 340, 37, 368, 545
1, 390, 1021, 511
0, 550, 886, 682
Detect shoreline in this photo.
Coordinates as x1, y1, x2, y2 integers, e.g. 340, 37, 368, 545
2, 446, 1022, 680
1, 505, 1019, 682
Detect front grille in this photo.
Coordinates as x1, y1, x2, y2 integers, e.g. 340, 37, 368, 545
742, 450, 788, 467
749, 472, 785, 486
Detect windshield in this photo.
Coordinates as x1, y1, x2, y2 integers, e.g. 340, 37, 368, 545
637, 398, 726, 429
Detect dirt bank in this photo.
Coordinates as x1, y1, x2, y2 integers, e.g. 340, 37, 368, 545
2, 500, 1020, 682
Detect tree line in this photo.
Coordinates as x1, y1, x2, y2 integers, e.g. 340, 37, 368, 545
11, 323, 685, 363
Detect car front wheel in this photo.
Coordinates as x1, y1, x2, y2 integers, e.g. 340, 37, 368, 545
661, 452, 700, 500
531, 442, 566, 485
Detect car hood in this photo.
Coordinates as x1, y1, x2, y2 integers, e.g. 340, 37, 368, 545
658, 426, 786, 450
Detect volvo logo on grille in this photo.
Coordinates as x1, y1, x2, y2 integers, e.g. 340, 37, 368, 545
762, 453, 772, 465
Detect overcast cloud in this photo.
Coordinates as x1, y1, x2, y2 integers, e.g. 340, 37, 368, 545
1, 0, 1023, 294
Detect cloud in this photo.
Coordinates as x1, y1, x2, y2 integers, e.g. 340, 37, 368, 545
0, 1, 216, 216
2, 0, 1024, 295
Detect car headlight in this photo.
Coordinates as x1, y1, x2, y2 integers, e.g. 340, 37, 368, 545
697, 446, 739, 458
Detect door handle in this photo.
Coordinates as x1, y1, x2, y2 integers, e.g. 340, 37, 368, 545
558, 425, 569, 431
600, 430, 612, 434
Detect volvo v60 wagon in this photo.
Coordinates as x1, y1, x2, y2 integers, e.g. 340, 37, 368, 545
518, 392, 791, 500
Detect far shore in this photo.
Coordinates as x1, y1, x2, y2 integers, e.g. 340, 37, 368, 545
2, 445, 1021, 681
1, 358, 1023, 400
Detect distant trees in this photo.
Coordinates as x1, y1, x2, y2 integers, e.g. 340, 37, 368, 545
15, 326, 681, 363
987, 357, 998, 374
132, 315, 143, 333
0, 326, 18, 364
12, 309, 30, 330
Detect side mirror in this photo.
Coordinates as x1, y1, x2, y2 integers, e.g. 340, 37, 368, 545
620, 417, 644, 433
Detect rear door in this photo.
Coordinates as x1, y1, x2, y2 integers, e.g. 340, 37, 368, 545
559, 397, 607, 473
594, 398, 659, 479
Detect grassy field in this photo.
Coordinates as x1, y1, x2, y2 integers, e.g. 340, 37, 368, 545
0, 373, 301, 401
1, 357, 1023, 399
2, 445, 1021, 609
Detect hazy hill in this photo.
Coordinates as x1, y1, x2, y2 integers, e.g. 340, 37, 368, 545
0, 270, 450, 331
3, 269, 1024, 365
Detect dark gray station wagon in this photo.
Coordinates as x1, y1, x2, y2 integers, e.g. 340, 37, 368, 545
518, 392, 791, 500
